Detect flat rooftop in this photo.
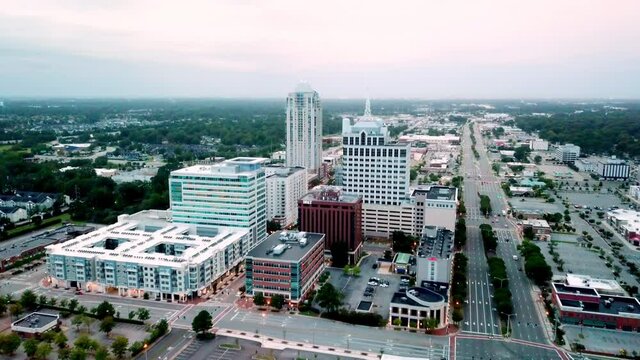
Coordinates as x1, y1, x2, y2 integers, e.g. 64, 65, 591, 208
553, 283, 599, 297
522, 219, 551, 228
13, 312, 58, 329
418, 226, 453, 259
171, 157, 267, 176
301, 186, 362, 204
247, 230, 324, 262
411, 185, 457, 201
391, 287, 446, 307
565, 274, 625, 294
559, 296, 640, 317
264, 166, 306, 178
46, 210, 248, 267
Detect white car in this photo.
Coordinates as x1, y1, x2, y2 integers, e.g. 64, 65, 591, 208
367, 281, 378, 286
380, 282, 389, 288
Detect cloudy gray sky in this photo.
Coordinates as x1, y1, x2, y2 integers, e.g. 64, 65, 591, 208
1, 0, 639, 98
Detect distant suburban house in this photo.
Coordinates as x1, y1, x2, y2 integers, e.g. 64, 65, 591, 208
0, 206, 28, 223
0, 191, 69, 212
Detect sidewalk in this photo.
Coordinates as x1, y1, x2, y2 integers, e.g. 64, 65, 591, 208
217, 328, 382, 360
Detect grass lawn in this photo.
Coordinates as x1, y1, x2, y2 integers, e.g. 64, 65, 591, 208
219, 343, 242, 350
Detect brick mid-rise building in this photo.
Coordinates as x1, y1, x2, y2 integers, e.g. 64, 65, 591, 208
245, 231, 325, 307
298, 186, 363, 264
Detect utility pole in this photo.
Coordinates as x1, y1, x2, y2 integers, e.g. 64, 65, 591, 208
501, 312, 516, 337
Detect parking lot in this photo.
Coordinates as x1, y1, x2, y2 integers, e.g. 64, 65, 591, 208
563, 325, 640, 355
540, 241, 614, 279
558, 192, 625, 211
327, 254, 405, 319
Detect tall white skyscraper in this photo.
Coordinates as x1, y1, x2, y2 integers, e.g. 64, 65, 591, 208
341, 102, 410, 206
286, 83, 322, 174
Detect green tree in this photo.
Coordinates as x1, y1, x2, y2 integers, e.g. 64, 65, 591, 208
315, 283, 343, 312
67, 299, 79, 312
423, 318, 439, 333
70, 347, 87, 360
534, 155, 542, 164
253, 292, 265, 306
111, 336, 129, 359
54, 331, 68, 349
95, 346, 110, 360
271, 294, 285, 310
49, 297, 57, 307
191, 310, 212, 334
23, 338, 39, 358
136, 308, 150, 321
128, 311, 136, 320
94, 301, 116, 319
74, 334, 99, 352
38, 294, 48, 306
0, 333, 21, 355
99, 316, 116, 337
9, 303, 23, 320
34, 342, 53, 360
82, 316, 95, 333
72, 315, 85, 331
20, 289, 38, 310
392, 230, 415, 253
452, 309, 464, 323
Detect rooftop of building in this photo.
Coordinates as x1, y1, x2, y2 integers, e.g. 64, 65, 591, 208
417, 226, 453, 259
521, 219, 551, 228
607, 209, 640, 222
557, 143, 581, 151
12, 312, 59, 330
171, 157, 268, 176
0, 206, 23, 214
411, 185, 457, 201
552, 283, 599, 296
558, 295, 640, 317
292, 82, 316, 93
391, 287, 446, 307
247, 230, 324, 262
264, 166, 306, 178
565, 274, 625, 295
46, 210, 248, 267
300, 186, 362, 204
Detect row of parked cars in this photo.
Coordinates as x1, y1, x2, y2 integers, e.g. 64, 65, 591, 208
367, 277, 389, 287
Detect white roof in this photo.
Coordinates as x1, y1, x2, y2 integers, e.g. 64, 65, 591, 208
565, 274, 624, 293
293, 82, 315, 93
46, 210, 248, 268
522, 219, 551, 228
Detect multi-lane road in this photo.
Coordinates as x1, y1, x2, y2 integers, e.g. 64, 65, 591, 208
456, 122, 567, 359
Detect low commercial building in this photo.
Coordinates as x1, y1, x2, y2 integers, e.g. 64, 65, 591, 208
264, 166, 307, 228
12, 312, 60, 336
596, 158, 630, 180
389, 287, 449, 330
555, 144, 580, 164
529, 139, 549, 151
298, 186, 363, 264
520, 219, 552, 241
399, 134, 460, 145
575, 159, 597, 173
629, 185, 640, 202
606, 209, 640, 246
564, 274, 627, 296
46, 210, 250, 302
245, 231, 325, 307
416, 226, 454, 284
552, 282, 640, 331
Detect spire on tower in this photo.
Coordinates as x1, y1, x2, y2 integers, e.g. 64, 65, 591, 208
364, 97, 372, 118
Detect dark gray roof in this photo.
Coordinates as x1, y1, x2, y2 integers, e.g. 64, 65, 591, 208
412, 186, 456, 201
391, 287, 446, 307
13, 312, 58, 329
418, 226, 453, 259
247, 231, 324, 262
0, 206, 22, 214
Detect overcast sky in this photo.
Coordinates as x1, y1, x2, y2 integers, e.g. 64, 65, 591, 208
1, 0, 639, 99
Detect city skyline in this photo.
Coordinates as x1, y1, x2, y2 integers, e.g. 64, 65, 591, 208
1, 0, 639, 98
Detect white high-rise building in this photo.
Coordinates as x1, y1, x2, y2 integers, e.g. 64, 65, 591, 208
286, 83, 322, 174
341, 104, 410, 206
264, 166, 307, 228
169, 157, 267, 250
555, 144, 580, 164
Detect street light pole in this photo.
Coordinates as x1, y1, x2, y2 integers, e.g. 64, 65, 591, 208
143, 343, 148, 360
501, 313, 516, 337
494, 277, 507, 288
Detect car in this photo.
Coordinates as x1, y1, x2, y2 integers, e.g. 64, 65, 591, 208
372, 263, 378, 269
365, 286, 375, 292
367, 281, 378, 286
380, 282, 389, 288
504, 224, 508, 228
